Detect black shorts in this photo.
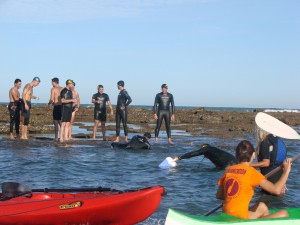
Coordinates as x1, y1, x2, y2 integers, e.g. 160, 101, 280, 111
21, 100, 31, 125
61, 106, 72, 122
94, 109, 107, 122
53, 105, 62, 121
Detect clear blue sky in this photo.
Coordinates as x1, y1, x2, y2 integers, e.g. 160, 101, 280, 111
0, 0, 299, 108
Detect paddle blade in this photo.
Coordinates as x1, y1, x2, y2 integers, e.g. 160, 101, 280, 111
159, 157, 177, 169
255, 112, 300, 140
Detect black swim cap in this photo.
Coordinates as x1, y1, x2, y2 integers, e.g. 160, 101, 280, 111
52, 77, 59, 83
161, 84, 168, 89
117, 80, 124, 87
33, 76, 41, 82
144, 132, 151, 139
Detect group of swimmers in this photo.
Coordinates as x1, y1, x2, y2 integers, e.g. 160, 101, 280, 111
8, 77, 175, 144
8, 77, 294, 220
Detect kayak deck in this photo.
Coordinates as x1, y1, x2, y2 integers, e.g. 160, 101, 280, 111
165, 208, 300, 225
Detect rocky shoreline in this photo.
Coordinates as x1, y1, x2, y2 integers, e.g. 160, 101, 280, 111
0, 105, 299, 140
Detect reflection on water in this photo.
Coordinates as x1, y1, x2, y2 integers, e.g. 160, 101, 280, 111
0, 130, 299, 224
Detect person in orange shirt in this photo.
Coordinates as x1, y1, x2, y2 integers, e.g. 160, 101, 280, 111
216, 140, 292, 220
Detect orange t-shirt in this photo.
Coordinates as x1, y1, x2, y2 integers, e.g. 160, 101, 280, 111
218, 164, 265, 219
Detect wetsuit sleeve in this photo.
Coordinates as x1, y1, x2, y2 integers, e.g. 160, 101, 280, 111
179, 150, 203, 160
106, 94, 110, 102
153, 94, 159, 114
125, 91, 132, 106
170, 93, 175, 114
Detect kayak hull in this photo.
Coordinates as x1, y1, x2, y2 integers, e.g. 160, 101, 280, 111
165, 208, 300, 225
0, 186, 164, 225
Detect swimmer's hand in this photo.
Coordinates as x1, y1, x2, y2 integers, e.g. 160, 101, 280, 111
171, 114, 175, 121
173, 156, 180, 162
154, 114, 158, 120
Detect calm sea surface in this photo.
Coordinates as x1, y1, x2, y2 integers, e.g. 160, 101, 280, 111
0, 127, 300, 224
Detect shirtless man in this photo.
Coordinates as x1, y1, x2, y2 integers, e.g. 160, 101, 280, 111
92, 85, 113, 140
8, 79, 22, 139
20, 77, 41, 140
68, 82, 80, 140
46, 77, 63, 141
60, 79, 76, 142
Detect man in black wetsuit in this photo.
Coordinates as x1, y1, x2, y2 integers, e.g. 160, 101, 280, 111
114, 80, 132, 143
153, 84, 175, 144
111, 132, 151, 150
8, 79, 22, 139
59, 79, 76, 142
92, 85, 114, 140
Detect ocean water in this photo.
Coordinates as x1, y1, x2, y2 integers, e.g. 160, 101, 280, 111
0, 127, 300, 224
1, 102, 299, 112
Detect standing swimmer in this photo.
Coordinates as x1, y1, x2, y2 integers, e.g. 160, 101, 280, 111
59, 79, 76, 142
92, 85, 114, 140
8, 79, 22, 139
46, 77, 63, 142
20, 77, 40, 140
68, 82, 80, 140
114, 80, 132, 143
153, 84, 175, 144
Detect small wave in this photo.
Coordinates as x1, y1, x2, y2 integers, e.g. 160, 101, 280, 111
264, 109, 300, 113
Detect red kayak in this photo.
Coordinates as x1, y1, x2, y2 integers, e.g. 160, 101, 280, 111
0, 185, 165, 225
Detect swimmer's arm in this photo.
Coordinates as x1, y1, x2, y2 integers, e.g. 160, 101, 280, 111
216, 186, 224, 200
47, 88, 55, 105
22, 84, 31, 106
170, 94, 175, 115
153, 95, 159, 114
125, 93, 132, 106
179, 149, 203, 160
61, 98, 75, 104
75, 92, 80, 110
251, 159, 270, 168
259, 158, 292, 195
76, 93, 80, 108
92, 96, 97, 104
107, 100, 114, 114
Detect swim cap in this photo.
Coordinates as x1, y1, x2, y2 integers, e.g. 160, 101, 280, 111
66, 79, 74, 85
33, 77, 41, 82
52, 77, 59, 83
117, 80, 124, 87
144, 132, 151, 139
161, 84, 168, 89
